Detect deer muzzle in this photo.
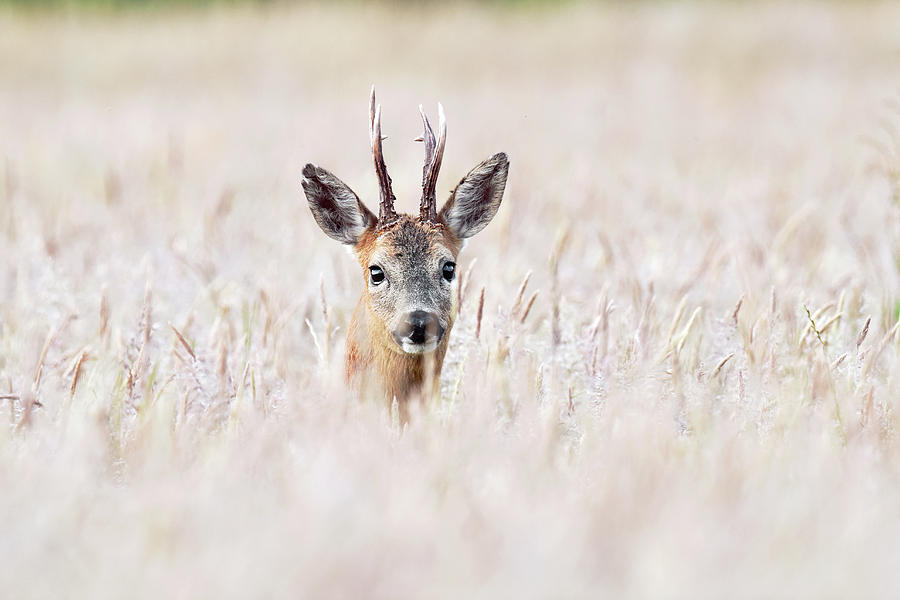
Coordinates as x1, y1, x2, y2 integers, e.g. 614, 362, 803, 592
393, 310, 445, 354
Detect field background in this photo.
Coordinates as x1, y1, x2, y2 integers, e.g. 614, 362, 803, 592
3, 1, 900, 597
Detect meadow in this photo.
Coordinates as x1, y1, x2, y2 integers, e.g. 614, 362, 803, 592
2, 2, 900, 597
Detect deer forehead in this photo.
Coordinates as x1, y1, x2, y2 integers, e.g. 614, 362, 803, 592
357, 217, 461, 271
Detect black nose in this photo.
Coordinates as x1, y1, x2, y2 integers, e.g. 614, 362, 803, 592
397, 310, 443, 345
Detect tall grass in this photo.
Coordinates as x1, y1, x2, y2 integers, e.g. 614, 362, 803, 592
2, 2, 900, 597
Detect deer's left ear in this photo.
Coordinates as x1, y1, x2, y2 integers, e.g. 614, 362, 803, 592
439, 152, 509, 239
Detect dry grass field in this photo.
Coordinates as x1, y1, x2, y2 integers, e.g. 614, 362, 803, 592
3, 1, 900, 597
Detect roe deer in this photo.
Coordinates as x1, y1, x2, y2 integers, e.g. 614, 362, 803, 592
302, 87, 509, 408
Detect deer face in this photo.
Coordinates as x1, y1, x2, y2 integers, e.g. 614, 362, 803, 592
302, 155, 508, 355
358, 217, 460, 353
302, 88, 508, 356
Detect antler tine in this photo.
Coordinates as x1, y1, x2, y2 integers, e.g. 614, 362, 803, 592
418, 104, 436, 163
370, 86, 397, 226
419, 102, 447, 222
369, 85, 377, 145
418, 105, 436, 220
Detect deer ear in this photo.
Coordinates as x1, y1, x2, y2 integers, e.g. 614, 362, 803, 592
439, 152, 508, 239
302, 164, 376, 245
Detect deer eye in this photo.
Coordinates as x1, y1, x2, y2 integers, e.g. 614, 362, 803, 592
369, 265, 385, 285
442, 262, 456, 282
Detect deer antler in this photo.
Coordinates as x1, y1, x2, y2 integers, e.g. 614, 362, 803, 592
418, 102, 446, 223
369, 86, 398, 226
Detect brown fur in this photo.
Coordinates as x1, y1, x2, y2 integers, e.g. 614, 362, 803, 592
347, 216, 462, 407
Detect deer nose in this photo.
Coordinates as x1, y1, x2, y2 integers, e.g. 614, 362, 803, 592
396, 310, 444, 346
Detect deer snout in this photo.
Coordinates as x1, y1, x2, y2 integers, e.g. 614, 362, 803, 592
394, 310, 445, 352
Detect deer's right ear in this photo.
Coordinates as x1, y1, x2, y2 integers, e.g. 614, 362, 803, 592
302, 164, 376, 245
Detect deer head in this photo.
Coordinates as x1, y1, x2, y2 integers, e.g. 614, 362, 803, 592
302, 87, 508, 358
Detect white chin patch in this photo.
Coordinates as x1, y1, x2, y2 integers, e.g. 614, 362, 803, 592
401, 340, 439, 355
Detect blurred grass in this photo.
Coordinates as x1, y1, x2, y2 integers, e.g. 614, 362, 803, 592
3, 2, 900, 597
0, 0, 883, 8
0, 0, 576, 9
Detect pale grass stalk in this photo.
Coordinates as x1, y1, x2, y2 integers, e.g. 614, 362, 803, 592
169, 323, 197, 362
249, 365, 259, 415
589, 344, 599, 376
798, 302, 836, 346
99, 287, 110, 344
549, 229, 569, 348
831, 353, 847, 370
216, 338, 230, 403
511, 270, 532, 318
448, 350, 468, 411
475, 287, 485, 340
551, 295, 561, 348
667, 294, 688, 344
459, 258, 477, 309
732, 296, 744, 326
520, 290, 539, 324
712, 352, 735, 377
6, 379, 14, 426
305, 318, 324, 364
68, 348, 88, 400
819, 312, 842, 336
34, 326, 56, 387
319, 276, 330, 363
804, 305, 846, 442
674, 306, 703, 354
857, 316, 872, 349
229, 361, 252, 429
860, 385, 875, 429
16, 326, 57, 429
861, 319, 900, 379
126, 284, 153, 406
